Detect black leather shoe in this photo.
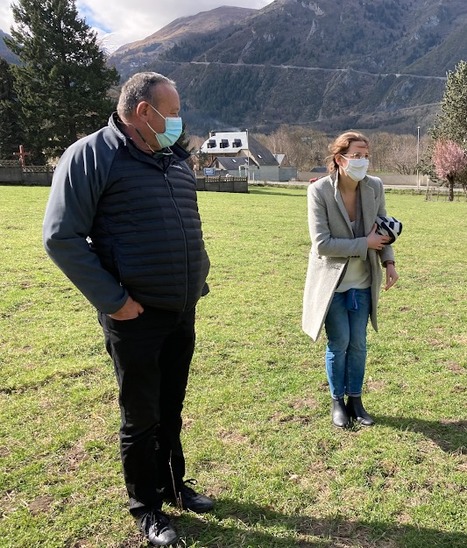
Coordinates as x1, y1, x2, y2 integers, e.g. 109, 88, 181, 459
165, 479, 214, 513
346, 396, 375, 426
331, 398, 350, 428
138, 509, 178, 546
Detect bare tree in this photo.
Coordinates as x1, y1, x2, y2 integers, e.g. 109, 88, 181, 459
188, 135, 213, 171
370, 132, 431, 174
255, 125, 328, 171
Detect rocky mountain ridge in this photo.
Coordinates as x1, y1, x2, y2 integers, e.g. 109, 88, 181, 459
3, 1, 465, 136
109, 6, 256, 82
108, 0, 467, 135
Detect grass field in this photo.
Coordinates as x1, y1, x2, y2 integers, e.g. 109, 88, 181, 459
0, 185, 466, 547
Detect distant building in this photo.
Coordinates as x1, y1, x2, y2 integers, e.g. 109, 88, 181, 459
200, 130, 297, 182
308, 165, 328, 182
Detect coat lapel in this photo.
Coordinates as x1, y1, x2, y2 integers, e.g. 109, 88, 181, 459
360, 178, 376, 234
332, 175, 354, 233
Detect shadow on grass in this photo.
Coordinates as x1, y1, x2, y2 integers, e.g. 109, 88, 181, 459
152, 499, 467, 548
248, 188, 307, 198
377, 415, 467, 454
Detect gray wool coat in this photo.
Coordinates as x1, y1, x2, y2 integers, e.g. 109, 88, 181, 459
302, 174, 395, 342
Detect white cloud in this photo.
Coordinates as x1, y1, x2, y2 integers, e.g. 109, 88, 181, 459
0, 1, 14, 33
0, 1, 274, 51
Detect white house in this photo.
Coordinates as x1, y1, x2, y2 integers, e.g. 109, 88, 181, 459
200, 130, 297, 182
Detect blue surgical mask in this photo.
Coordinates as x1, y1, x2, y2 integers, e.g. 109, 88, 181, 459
147, 104, 183, 149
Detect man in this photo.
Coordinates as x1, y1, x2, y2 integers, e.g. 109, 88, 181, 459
43, 72, 213, 546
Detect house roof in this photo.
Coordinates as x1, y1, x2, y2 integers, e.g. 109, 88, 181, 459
274, 153, 286, 166
247, 136, 278, 166
200, 130, 279, 167
200, 131, 248, 154
216, 156, 249, 170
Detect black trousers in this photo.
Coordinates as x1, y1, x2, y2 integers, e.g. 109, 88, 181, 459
98, 306, 196, 516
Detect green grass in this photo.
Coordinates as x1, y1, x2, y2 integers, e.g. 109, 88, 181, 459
0, 186, 466, 547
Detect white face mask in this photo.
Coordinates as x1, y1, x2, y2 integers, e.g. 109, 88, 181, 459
342, 156, 369, 181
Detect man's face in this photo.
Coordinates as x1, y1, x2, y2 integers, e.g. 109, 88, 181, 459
142, 84, 181, 150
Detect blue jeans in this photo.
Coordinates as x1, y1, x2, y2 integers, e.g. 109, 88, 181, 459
324, 288, 371, 400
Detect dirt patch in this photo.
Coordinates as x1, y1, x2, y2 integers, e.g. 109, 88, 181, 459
28, 494, 54, 515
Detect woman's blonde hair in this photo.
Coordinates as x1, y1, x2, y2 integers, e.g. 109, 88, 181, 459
326, 131, 369, 173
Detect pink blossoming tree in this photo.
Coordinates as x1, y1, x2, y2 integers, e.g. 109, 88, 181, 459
432, 140, 467, 201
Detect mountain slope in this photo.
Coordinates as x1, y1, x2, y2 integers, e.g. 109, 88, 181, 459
109, 6, 256, 81
0, 30, 19, 64
109, 0, 467, 135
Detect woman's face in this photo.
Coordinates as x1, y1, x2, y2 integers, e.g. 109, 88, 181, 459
337, 140, 370, 168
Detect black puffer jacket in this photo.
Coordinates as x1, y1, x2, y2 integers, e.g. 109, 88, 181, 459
43, 113, 210, 314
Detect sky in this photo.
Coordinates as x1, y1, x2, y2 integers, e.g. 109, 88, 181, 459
0, 0, 275, 52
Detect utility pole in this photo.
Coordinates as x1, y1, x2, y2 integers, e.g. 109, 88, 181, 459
246, 128, 249, 181
416, 126, 420, 190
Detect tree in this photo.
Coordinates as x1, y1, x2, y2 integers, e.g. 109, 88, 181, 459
5, 0, 119, 162
176, 122, 197, 169
431, 60, 467, 144
370, 131, 430, 175
256, 125, 329, 172
0, 57, 24, 159
432, 140, 467, 201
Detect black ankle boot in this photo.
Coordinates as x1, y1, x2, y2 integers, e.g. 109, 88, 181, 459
331, 398, 350, 428
346, 396, 375, 426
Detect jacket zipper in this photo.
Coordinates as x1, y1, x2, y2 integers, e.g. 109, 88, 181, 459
163, 169, 189, 311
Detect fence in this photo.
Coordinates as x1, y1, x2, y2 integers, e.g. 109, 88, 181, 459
424, 185, 467, 201
0, 165, 54, 186
1, 167, 249, 193
196, 176, 248, 193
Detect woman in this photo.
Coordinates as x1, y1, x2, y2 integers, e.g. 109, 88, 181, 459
302, 131, 399, 428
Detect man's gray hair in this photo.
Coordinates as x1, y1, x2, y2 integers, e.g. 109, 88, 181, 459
117, 72, 177, 118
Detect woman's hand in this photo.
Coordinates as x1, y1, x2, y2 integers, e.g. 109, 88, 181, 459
384, 263, 399, 290
367, 223, 391, 250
